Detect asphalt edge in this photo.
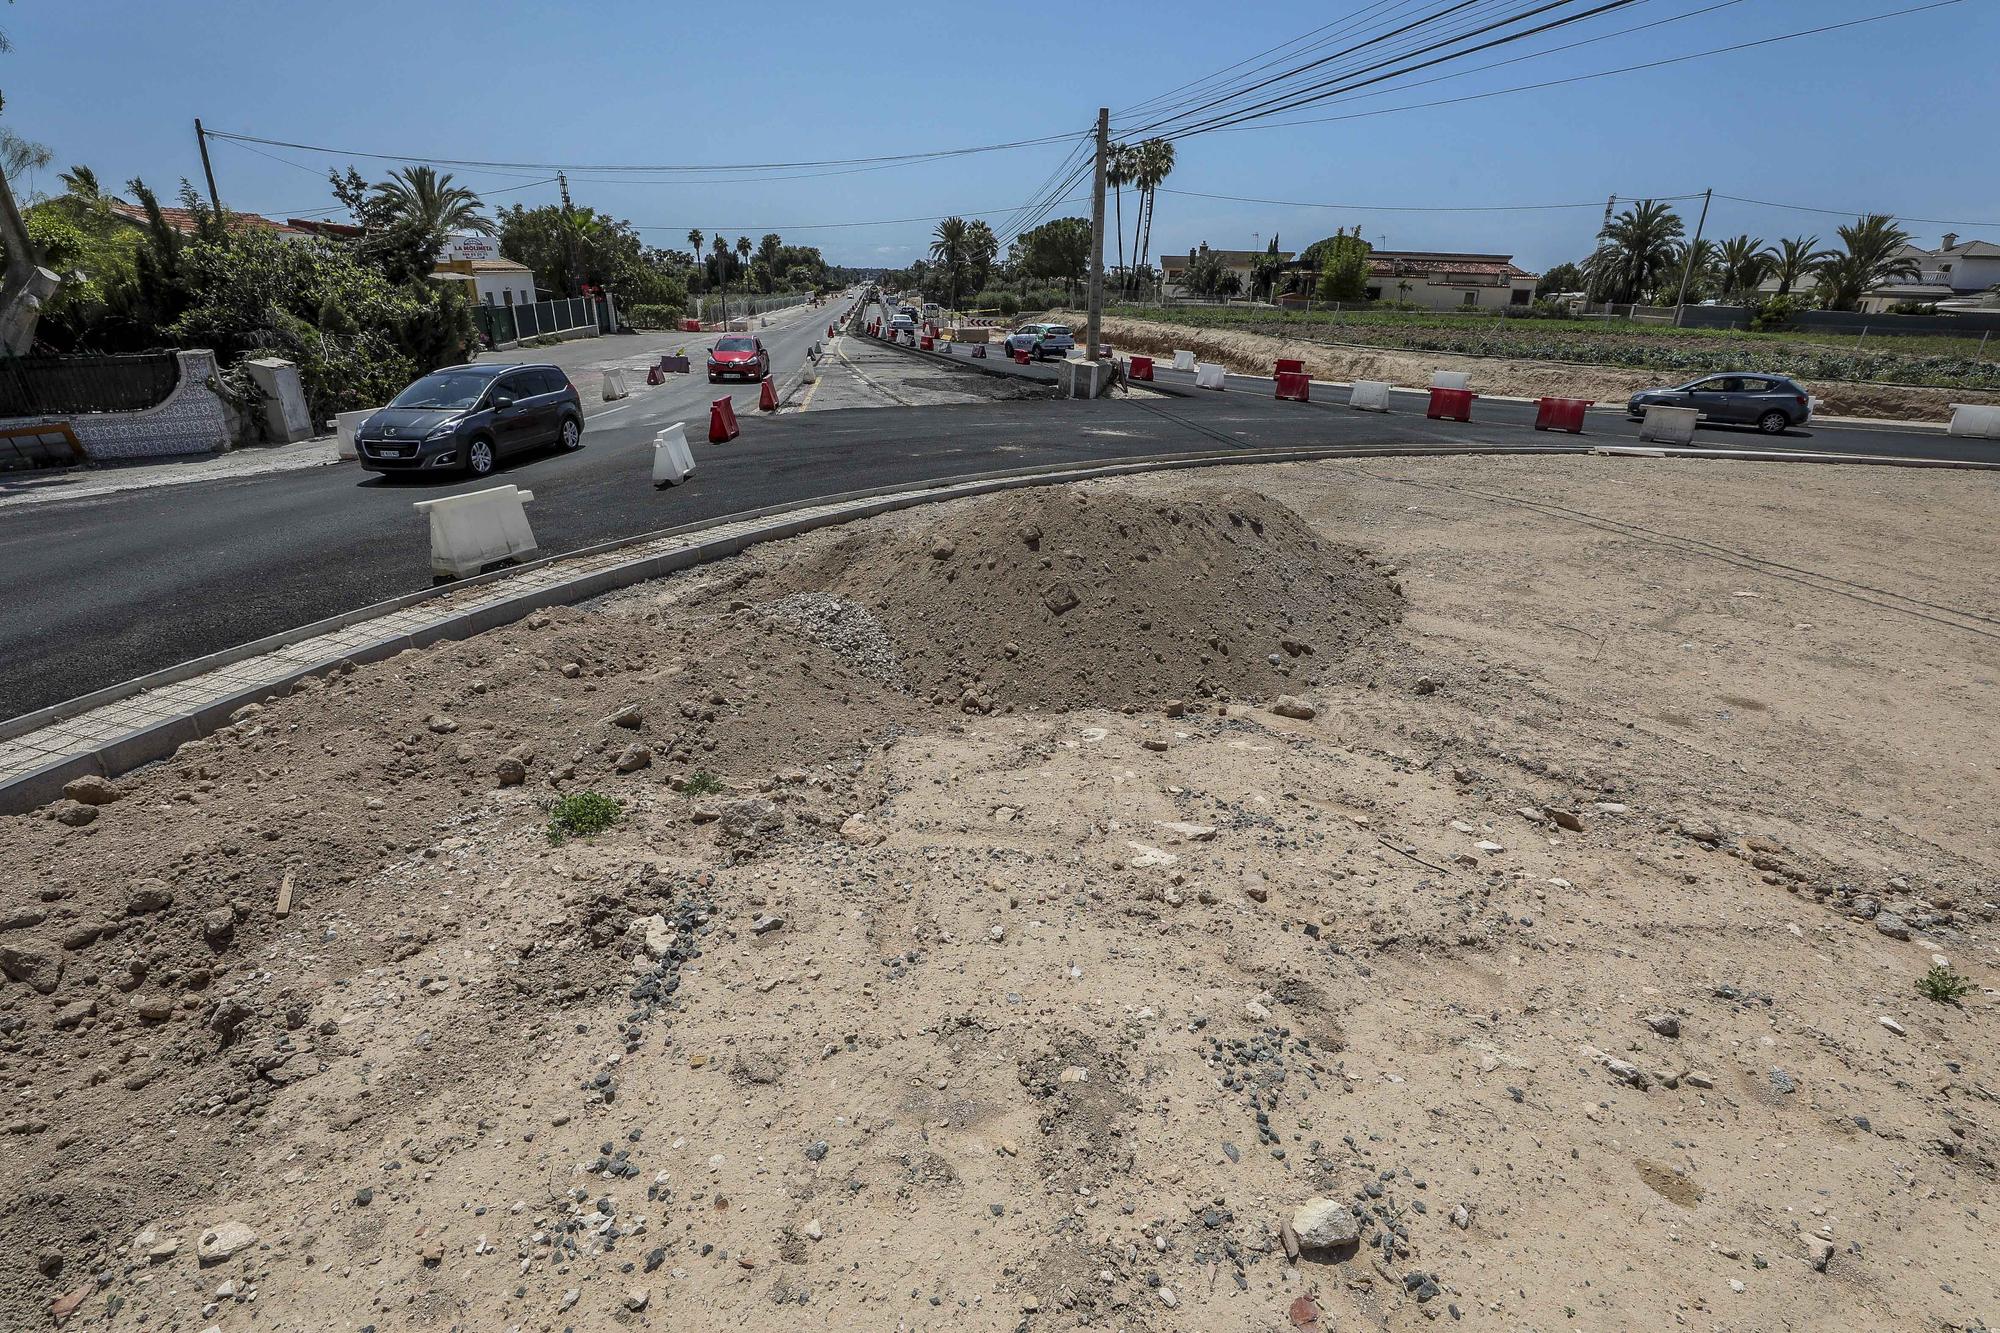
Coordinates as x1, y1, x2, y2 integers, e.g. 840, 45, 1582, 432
6, 440, 1994, 816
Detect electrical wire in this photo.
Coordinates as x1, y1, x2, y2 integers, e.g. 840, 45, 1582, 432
1714, 193, 2000, 230
200, 126, 1089, 176
1158, 186, 1705, 212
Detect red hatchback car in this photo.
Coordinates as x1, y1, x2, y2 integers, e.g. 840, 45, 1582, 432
707, 335, 770, 383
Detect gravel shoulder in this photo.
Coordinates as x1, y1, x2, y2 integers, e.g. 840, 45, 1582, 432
2, 456, 1993, 1332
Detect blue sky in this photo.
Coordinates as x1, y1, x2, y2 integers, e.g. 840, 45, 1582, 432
8, 0, 1996, 272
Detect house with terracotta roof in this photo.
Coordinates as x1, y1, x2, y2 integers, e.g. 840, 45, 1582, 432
1353, 250, 1538, 310
104, 200, 311, 240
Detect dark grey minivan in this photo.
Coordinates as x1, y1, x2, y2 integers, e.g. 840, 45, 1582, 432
1627, 373, 1812, 435
357, 363, 583, 477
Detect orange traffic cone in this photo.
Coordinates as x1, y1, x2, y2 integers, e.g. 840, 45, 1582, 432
758, 377, 778, 411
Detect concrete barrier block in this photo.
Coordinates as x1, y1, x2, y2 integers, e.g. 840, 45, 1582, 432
414, 484, 538, 579
1060, 359, 1113, 399
1349, 380, 1392, 412
652, 423, 695, 488
1430, 370, 1471, 392
243, 358, 314, 442
334, 408, 376, 460
1637, 404, 1698, 445
1948, 404, 2000, 438
602, 370, 630, 402
1172, 350, 1197, 372
1194, 363, 1226, 390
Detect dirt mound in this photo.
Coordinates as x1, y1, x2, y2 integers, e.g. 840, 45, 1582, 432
754, 485, 1403, 711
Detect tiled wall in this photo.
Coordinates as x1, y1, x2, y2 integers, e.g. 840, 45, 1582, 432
0, 350, 233, 461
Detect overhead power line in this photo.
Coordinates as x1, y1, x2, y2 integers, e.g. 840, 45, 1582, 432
1157, 186, 1706, 212
199, 127, 1088, 176
1714, 193, 2000, 231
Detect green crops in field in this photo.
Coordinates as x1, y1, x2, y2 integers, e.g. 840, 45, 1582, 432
1109, 306, 2000, 391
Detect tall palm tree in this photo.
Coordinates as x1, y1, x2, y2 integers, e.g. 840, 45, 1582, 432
1813, 214, 1919, 312
964, 219, 998, 296
58, 164, 101, 199
1667, 237, 1720, 303
930, 216, 970, 312
1105, 143, 1134, 297
1131, 139, 1175, 300
1582, 199, 1684, 304
373, 165, 493, 242
712, 233, 731, 324
1716, 235, 1775, 299
1771, 235, 1828, 296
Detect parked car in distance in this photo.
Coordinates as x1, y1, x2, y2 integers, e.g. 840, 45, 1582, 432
1627, 373, 1812, 435
357, 363, 581, 478
1002, 323, 1076, 361
707, 335, 770, 383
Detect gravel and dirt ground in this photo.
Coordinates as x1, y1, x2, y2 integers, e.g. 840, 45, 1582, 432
3, 455, 1995, 1332
1064, 310, 2000, 423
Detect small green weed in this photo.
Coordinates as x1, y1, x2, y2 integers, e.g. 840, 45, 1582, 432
681, 770, 726, 797
1916, 964, 1974, 1005
545, 790, 622, 844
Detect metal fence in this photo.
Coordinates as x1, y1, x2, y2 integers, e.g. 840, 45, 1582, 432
473, 297, 600, 347
0, 352, 181, 417
693, 291, 815, 325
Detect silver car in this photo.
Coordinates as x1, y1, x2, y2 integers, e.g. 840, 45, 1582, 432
1627, 373, 1812, 435
1002, 323, 1076, 361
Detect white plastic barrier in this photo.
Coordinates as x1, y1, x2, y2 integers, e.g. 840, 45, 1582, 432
602, 370, 630, 402
652, 423, 695, 488
414, 484, 537, 579
1637, 404, 1698, 445
334, 408, 376, 460
1194, 362, 1226, 390
1430, 370, 1471, 391
1349, 380, 1392, 412
1171, 350, 1197, 372
1947, 404, 2000, 439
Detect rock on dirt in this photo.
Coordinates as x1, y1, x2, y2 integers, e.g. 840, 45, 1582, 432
1290, 1198, 1360, 1250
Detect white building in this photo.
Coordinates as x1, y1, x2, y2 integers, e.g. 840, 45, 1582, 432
1856, 234, 2000, 312
433, 235, 539, 309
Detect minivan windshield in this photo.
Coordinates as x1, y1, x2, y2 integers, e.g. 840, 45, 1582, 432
390, 371, 492, 410
716, 337, 755, 351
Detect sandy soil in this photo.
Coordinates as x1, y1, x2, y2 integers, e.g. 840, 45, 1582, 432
1061, 311, 2000, 423
2, 457, 1995, 1333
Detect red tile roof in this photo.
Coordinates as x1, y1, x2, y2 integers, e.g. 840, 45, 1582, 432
106, 200, 308, 236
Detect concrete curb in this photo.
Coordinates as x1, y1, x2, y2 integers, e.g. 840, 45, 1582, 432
872, 332, 1200, 399
4, 439, 1993, 816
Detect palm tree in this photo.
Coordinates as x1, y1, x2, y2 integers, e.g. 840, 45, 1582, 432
373, 165, 493, 242
965, 219, 998, 296
1582, 199, 1684, 304
931, 216, 970, 312
58, 164, 100, 199
1716, 235, 1775, 299
1665, 237, 1720, 303
1131, 139, 1176, 300
1771, 235, 1828, 296
1105, 143, 1134, 298
712, 233, 730, 324
1813, 214, 1919, 311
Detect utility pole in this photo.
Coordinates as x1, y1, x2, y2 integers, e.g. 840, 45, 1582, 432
1085, 106, 1108, 367
1672, 188, 1712, 328
558, 171, 581, 297
194, 119, 227, 244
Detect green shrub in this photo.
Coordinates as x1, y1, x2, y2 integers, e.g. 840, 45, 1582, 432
626, 303, 686, 329
1747, 294, 1805, 333
997, 292, 1022, 317
545, 791, 623, 843
681, 770, 725, 797
1916, 964, 1974, 1005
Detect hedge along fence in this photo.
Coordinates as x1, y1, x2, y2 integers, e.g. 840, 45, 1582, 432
625, 304, 688, 330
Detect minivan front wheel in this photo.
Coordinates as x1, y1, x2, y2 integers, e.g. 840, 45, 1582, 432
1756, 410, 1789, 436
466, 437, 496, 477
559, 417, 582, 451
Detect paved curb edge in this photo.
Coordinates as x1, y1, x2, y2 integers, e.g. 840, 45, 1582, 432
4, 440, 1991, 815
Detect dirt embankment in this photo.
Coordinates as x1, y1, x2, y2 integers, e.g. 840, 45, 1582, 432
1055, 310, 1998, 422
2, 467, 1994, 1333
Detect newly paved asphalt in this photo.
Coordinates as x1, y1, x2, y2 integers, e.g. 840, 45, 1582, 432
3, 296, 1993, 721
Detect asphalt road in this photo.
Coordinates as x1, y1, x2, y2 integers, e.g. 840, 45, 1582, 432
4, 294, 1994, 721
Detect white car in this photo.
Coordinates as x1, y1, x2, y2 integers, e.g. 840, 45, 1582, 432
888, 313, 917, 332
